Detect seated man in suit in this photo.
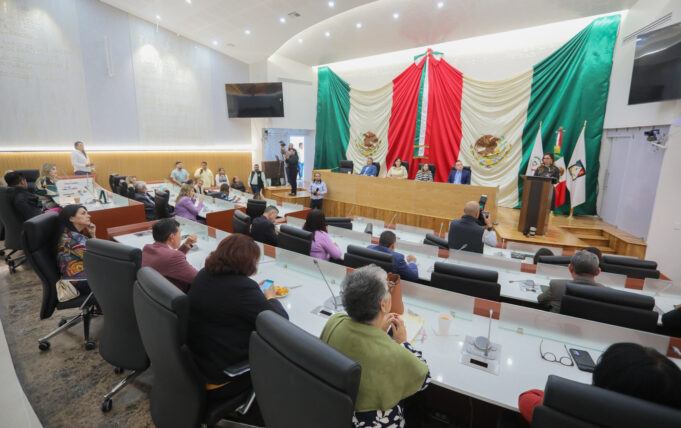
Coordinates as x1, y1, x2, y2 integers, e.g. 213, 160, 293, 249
251, 205, 279, 246
448, 201, 497, 253
5, 171, 43, 221
447, 160, 471, 184
368, 230, 418, 281
142, 218, 198, 293
132, 181, 157, 221
538, 250, 604, 313
359, 157, 378, 176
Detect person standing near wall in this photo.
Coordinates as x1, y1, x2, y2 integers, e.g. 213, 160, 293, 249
285, 148, 299, 196
309, 172, 327, 210
71, 141, 94, 175
194, 161, 215, 187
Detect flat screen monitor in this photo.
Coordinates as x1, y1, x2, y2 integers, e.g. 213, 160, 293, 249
225, 82, 284, 118
628, 22, 681, 105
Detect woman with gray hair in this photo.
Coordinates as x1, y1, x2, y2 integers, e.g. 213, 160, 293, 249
320, 265, 430, 428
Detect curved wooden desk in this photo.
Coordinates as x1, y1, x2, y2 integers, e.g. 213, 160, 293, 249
314, 169, 499, 233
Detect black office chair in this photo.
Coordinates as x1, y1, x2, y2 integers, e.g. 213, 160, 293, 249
532, 375, 681, 428
423, 233, 448, 250
133, 267, 252, 428
250, 310, 361, 428
14, 169, 40, 191
232, 210, 252, 235
0, 187, 27, 273
246, 199, 267, 219
0, 223, 5, 257
419, 163, 436, 178
560, 282, 657, 332
112, 176, 127, 195
117, 181, 130, 197
326, 217, 352, 230
536, 255, 571, 266
84, 239, 148, 412
344, 245, 394, 274
154, 190, 173, 219
400, 161, 410, 174
109, 173, 120, 192
278, 225, 313, 255
339, 160, 354, 174
373, 161, 381, 177
21, 212, 97, 351
600, 255, 660, 279
430, 262, 501, 301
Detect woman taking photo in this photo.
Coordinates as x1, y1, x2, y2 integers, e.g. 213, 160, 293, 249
414, 163, 433, 182
321, 265, 430, 427
387, 158, 408, 179
303, 209, 342, 261
534, 153, 562, 210
174, 183, 205, 223
35, 163, 59, 209
308, 172, 327, 210
57, 205, 95, 296
187, 234, 288, 403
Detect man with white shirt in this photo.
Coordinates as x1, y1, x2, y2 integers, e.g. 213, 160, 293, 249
71, 141, 94, 175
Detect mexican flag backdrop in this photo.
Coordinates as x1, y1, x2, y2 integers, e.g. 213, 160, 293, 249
313, 15, 620, 215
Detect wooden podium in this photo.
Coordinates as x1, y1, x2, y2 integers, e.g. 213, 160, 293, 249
518, 175, 553, 236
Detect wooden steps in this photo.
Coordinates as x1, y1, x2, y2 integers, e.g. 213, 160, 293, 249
561, 226, 617, 254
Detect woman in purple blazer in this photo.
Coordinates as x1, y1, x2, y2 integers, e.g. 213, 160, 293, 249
303, 209, 343, 261
174, 183, 205, 223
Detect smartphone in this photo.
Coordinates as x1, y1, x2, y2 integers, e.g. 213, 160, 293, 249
569, 348, 596, 372
482, 211, 490, 218
260, 280, 274, 291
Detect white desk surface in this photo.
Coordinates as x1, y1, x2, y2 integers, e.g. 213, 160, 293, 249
114, 225, 680, 412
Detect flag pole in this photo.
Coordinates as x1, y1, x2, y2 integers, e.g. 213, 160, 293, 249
569, 208, 574, 219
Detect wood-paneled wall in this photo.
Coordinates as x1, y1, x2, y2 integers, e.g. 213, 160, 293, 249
0, 151, 252, 188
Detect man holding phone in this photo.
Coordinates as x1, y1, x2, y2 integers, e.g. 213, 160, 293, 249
447, 201, 497, 253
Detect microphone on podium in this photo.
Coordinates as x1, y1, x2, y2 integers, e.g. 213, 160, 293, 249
313, 259, 343, 311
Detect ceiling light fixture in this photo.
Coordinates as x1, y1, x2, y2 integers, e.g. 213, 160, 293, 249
356, 22, 362, 29
155, 14, 161, 20
328, 1, 335, 7
212, 40, 218, 46
437, 1, 444, 8
298, 38, 303, 43
280, 17, 286, 23
244, 29, 251, 35
324, 31, 331, 37
393, 12, 399, 19
185, 0, 191, 4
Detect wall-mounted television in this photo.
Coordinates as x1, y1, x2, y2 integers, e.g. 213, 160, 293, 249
628, 22, 681, 105
225, 82, 284, 118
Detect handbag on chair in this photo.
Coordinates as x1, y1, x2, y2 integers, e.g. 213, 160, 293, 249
56, 279, 80, 302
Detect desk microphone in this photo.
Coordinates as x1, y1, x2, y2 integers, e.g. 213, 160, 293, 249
438, 222, 444, 237
313, 259, 343, 311
387, 213, 398, 230
346, 205, 356, 218
474, 309, 494, 357
450, 243, 467, 258
328, 166, 341, 172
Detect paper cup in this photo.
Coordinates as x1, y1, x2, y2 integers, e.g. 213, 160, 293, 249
438, 313, 452, 336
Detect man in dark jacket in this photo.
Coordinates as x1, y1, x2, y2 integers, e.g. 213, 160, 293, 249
132, 181, 157, 221
447, 201, 497, 253
285, 148, 299, 196
251, 206, 279, 246
5, 171, 43, 222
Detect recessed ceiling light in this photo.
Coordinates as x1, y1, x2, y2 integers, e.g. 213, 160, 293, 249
244, 29, 251, 35
298, 38, 303, 43
328, 1, 335, 7
212, 40, 218, 46
185, 0, 191, 4
355, 22, 362, 29
155, 14, 161, 20
437, 1, 444, 8
324, 31, 331, 37
393, 12, 399, 19
279, 17, 286, 23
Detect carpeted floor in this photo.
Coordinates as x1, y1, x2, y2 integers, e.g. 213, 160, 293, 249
0, 257, 154, 427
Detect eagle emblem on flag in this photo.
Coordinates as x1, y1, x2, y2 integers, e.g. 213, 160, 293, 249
470, 134, 512, 168
568, 160, 586, 180
353, 131, 381, 157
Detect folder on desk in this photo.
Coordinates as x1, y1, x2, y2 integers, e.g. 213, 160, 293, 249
402, 313, 424, 343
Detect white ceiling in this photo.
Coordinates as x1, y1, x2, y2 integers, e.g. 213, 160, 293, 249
100, 0, 373, 64
102, 0, 636, 66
